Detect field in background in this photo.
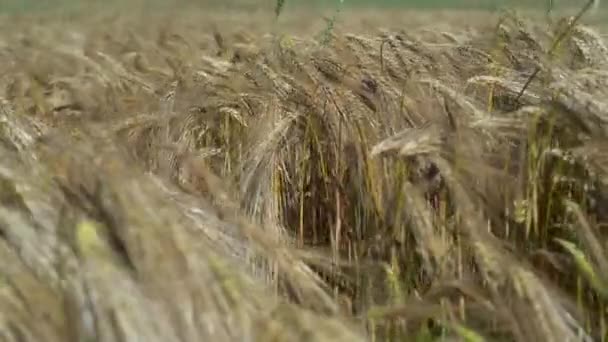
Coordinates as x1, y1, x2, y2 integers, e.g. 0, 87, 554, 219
0, 0, 597, 12
1, 2, 608, 342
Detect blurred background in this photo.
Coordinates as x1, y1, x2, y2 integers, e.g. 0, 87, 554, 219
0, 0, 592, 14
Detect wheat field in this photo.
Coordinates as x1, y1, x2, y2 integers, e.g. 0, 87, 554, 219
0, 1, 607, 341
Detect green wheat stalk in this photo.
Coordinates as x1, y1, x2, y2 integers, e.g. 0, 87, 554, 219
275, 0, 286, 20
317, 0, 345, 46
516, 0, 597, 102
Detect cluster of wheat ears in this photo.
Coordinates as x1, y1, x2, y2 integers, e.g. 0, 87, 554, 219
0, 1, 607, 341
